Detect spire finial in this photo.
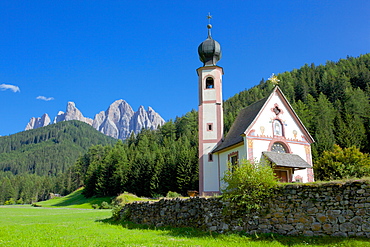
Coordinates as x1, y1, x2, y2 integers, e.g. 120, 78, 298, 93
268, 73, 280, 85
207, 13, 212, 38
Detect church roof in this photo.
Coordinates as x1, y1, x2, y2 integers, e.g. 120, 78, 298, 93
198, 24, 222, 66
262, 151, 312, 169
212, 96, 269, 152
212, 86, 314, 153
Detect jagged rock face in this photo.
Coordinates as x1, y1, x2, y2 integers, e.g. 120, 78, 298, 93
25, 100, 165, 140
53, 102, 93, 125
93, 100, 134, 139
129, 106, 165, 135
25, 113, 51, 130
92, 100, 165, 140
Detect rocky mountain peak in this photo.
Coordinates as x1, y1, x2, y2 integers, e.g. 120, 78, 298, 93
25, 100, 165, 140
25, 113, 51, 131
54, 101, 93, 125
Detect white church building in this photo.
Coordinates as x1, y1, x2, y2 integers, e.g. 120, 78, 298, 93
197, 23, 314, 196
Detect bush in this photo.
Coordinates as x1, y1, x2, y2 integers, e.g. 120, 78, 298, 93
221, 159, 278, 212
99, 201, 111, 209
4, 198, 15, 205
314, 145, 370, 181
166, 191, 181, 198
16, 198, 24, 205
111, 205, 123, 220
92, 204, 99, 209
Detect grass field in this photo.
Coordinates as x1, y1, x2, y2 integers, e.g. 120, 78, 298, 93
1, 206, 370, 247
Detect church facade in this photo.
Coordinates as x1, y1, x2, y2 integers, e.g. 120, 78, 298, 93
197, 24, 314, 196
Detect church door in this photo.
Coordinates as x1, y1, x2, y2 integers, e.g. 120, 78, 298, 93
274, 170, 288, 182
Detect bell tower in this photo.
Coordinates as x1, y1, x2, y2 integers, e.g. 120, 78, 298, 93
197, 16, 224, 196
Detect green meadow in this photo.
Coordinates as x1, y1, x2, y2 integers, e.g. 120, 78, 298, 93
1, 191, 370, 247
2, 206, 370, 246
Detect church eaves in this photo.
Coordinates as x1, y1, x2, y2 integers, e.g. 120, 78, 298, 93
212, 96, 269, 153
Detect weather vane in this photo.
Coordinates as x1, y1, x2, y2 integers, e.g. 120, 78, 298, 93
268, 73, 280, 85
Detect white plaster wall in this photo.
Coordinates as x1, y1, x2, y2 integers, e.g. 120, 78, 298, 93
293, 169, 310, 183
202, 104, 218, 140
201, 69, 222, 102
252, 93, 307, 142
289, 144, 309, 163
247, 139, 269, 162
218, 145, 247, 191
204, 90, 216, 101
203, 144, 219, 192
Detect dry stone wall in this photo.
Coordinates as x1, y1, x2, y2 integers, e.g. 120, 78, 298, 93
120, 180, 370, 237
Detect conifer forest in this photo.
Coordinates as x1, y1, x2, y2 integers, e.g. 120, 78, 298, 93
1, 54, 370, 203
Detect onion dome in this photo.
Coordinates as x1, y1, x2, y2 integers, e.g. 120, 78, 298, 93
198, 24, 222, 66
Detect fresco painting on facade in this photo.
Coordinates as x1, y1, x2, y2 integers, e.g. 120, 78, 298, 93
197, 18, 315, 195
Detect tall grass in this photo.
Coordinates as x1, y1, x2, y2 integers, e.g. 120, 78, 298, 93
1, 206, 370, 246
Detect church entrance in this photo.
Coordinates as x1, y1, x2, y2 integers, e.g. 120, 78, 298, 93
274, 170, 289, 182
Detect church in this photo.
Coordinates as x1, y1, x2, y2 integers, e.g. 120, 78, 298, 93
197, 23, 315, 196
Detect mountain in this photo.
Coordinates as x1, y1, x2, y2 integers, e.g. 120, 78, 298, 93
0, 120, 117, 176
25, 113, 51, 130
25, 100, 165, 140
54, 102, 93, 125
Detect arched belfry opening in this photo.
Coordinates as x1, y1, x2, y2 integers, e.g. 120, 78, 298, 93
206, 77, 214, 89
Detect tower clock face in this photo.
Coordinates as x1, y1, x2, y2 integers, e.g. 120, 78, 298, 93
271, 143, 286, 153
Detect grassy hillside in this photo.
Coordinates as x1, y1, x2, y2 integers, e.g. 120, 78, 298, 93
36, 188, 152, 209
36, 188, 114, 209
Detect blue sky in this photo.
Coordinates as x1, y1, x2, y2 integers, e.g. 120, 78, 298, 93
0, 1, 369, 136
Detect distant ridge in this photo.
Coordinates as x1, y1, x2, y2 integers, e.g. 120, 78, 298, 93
25, 100, 165, 140
1, 120, 117, 176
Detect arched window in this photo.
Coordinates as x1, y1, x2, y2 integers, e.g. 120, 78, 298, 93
271, 142, 287, 153
273, 119, 283, 136
205, 77, 214, 89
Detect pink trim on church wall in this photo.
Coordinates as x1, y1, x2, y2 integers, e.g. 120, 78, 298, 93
203, 100, 217, 104
247, 139, 254, 162
267, 138, 292, 153
198, 104, 205, 194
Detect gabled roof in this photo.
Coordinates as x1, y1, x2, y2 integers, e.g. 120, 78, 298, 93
212, 96, 268, 152
213, 86, 314, 153
262, 151, 312, 169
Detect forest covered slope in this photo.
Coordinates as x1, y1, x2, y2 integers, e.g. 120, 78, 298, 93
0, 120, 117, 176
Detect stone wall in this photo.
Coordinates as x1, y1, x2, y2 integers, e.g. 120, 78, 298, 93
120, 180, 370, 237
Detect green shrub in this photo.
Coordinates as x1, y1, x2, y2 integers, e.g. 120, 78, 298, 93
4, 198, 15, 205
166, 191, 181, 198
99, 201, 111, 209
221, 159, 278, 212
16, 198, 24, 205
111, 205, 123, 220
92, 204, 99, 209
314, 145, 370, 181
